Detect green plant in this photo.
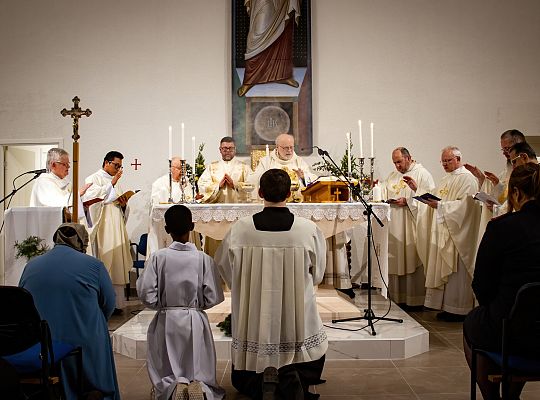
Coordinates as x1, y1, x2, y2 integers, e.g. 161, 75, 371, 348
187, 143, 206, 194
217, 313, 231, 337
312, 144, 361, 180
14, 236, 49, 261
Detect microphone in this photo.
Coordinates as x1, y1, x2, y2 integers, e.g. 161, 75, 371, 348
26, 169, 47, 175
301, 146, 329, 156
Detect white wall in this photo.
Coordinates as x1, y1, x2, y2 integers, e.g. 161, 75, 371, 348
1, 0, 540, 239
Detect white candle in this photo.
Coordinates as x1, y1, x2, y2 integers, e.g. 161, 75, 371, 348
265, 144, 269, 157
358, 120, 363, 158
181, 122, 185, 160
370, 122, 374, 158
168, 125, 172, 160
346, 132, 352, 175
191, 136, 196, 171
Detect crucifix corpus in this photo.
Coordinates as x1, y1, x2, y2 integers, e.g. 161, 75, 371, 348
61, 96, 92, 221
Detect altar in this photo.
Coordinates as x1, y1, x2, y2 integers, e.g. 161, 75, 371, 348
148, 202, 390, 293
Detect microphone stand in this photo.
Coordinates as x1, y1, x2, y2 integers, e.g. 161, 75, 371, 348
314, 147, 402, 336
0, 173, 43, 206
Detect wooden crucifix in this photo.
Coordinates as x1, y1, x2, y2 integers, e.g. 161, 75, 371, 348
61, 96, 92, 221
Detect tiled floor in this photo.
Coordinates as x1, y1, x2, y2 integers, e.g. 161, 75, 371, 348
109, 295, 540, 400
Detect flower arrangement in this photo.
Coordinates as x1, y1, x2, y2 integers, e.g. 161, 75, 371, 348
312, 144, 361, 180
14, 236, 49, 261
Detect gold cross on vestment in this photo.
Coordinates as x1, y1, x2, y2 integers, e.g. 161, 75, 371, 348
438, 186, 449, 197
60, 96, 92, 142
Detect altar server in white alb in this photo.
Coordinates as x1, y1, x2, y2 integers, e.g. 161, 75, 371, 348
249, 133, 317, 195
81, 151, 132, 311
137, 205, 225, 400
198, 136, 251, 204
382, 147, 435, 307
151, 156, 193, 204
215, 169, 327, 399
413, 146, 481, 322
29, 147, 91, 220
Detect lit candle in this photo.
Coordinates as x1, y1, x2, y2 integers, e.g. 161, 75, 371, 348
168, 125, 172, 160
358, 120, 363, 158
370, 122, 374, 158
265, 144, 269, 157
181, 122, 185, 160
191, 136, 196, 172
346, 132, 352, 175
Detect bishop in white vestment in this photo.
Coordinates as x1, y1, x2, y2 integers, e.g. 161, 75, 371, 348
81, 152, 132, 309
382, 148, 435, 307
415, 147, 481, 319
215, 169, 327, 399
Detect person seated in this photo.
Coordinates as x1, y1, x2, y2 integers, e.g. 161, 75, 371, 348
463, 163, 540, 399
137, 205, 225, 400
19, 223, 119, 400
215, 169, 328, 400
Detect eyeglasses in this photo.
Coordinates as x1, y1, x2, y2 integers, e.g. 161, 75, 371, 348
109, 161, 123, 169
219, 146, 235, 152
501, 146, 512, 153
278, 145, 294, 151
55, 161, 70, 168
440, 157, 456, 164
510, 154, 523, 166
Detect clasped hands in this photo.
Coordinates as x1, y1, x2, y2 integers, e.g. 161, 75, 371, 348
219, 174, 235, 189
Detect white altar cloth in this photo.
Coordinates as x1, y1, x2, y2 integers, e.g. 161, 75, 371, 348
2, 206, 63, 285
148, 203, 390, 295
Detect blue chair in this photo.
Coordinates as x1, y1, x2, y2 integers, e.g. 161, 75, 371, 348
0, 286, 82, 399
127, 233, 148, 300
471, 282, 540, 399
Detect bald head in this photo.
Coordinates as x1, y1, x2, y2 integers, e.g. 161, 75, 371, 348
275, 134, 295, 161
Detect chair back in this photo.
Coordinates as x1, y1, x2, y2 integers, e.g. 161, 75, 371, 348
506, 282, 540, 352
138, 233, 148, 257
0, 286, 42, 356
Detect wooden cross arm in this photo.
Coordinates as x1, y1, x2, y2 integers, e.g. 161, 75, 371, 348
60, 108, 92, 117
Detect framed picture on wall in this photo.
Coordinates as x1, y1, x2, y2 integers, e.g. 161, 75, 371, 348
231, 0, 313, 156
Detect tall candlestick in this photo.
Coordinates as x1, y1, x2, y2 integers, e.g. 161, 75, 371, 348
346, 132, 352, 175
265, 144, 269, 157
181, 122, 185, 160
358, 120, 363, 158
168, 125, 172, 160
191, 136, 196, 172
370, 122, 374, 158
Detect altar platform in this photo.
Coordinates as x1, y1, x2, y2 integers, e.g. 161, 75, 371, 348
111, 287, 429, 361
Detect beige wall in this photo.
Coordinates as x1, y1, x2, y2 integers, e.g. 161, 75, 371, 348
1, 0, 540, 238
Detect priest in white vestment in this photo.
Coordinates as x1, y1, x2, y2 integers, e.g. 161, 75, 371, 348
30, 147, 90, 220
198, 137, 250, 204
151, 156, 193, 204
215, 169, 327, 399
415, 146, 481, 321
137, 205, 225, 400
465, 129, 526, 238
81, 151, 132, 310
381, 147, 435, 307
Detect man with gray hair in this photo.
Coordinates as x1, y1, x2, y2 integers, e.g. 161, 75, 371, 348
410, 146, 481, 321
29, 148, 90, 220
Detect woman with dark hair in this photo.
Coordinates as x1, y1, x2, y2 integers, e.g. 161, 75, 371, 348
463, 163, 540, 399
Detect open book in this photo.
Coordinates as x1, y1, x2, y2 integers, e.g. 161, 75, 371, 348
114, 190, 140, 206
473, 191, 501, 206
412, 192, 441, 204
